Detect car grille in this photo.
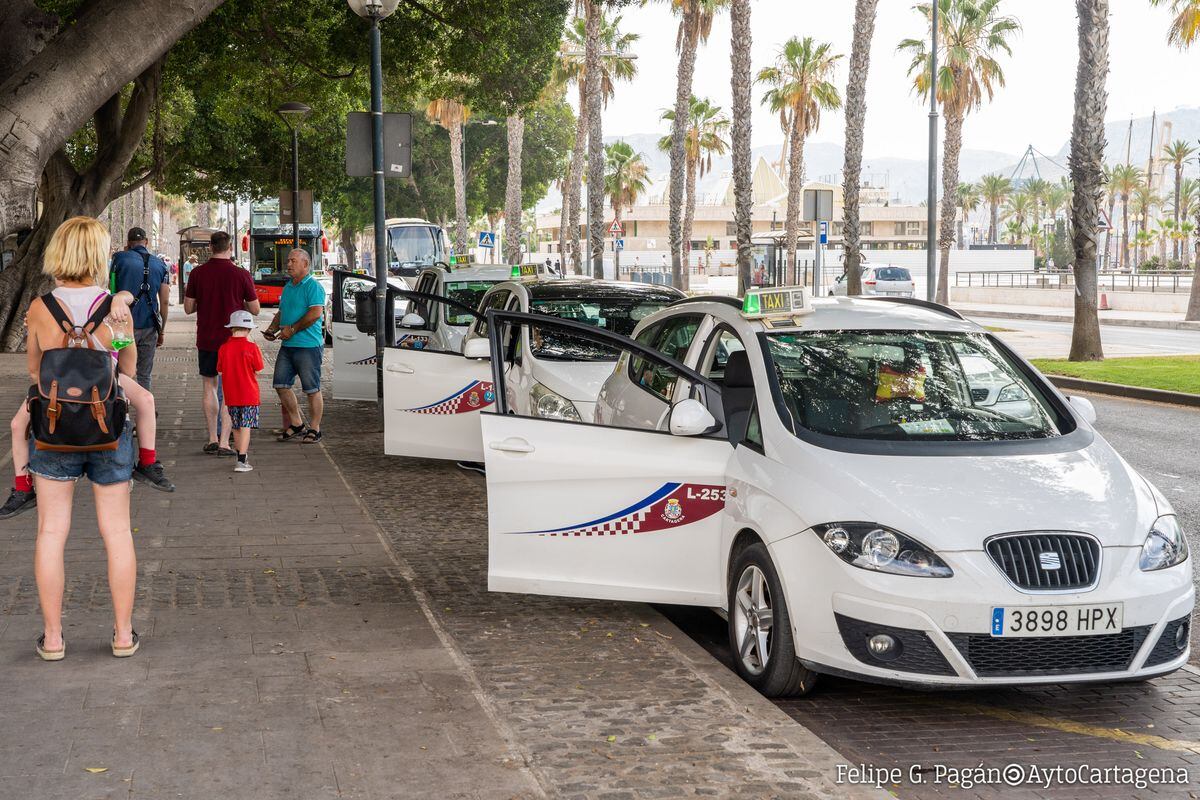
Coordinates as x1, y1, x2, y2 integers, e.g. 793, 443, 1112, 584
970, 388, 990, 402
1143, 616, 1192, 667
835, 614, 956, 676
985, 533, 1100, 591
947, 626, 1151, 677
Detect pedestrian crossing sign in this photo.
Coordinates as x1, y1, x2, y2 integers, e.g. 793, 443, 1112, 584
478, 231, 496, 249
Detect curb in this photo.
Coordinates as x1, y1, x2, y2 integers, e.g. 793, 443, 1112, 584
964, 308, 1200, 331
1046, 375, 1200, 408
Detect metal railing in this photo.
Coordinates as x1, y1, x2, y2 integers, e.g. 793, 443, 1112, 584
954, 270, 1194, 294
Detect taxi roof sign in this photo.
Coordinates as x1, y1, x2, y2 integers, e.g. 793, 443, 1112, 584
741, 286, 812, 319
510, 263, 540, 281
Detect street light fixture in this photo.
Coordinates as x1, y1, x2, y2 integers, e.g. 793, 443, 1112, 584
275, 101, 311, 251
347, 0, 400, 404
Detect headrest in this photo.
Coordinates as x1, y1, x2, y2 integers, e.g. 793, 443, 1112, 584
724, 350, 754, 389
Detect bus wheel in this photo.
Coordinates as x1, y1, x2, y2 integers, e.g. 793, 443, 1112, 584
728, 543, 818, 697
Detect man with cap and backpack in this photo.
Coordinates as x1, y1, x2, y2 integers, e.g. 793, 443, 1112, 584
111, 227, 170, 390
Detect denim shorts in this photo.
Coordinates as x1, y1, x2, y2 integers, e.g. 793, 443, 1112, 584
273, 345, 322, 395
28, 427, 134, 485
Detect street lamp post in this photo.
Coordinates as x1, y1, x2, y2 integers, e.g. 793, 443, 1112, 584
348, 0, 401, 405
926, 0, 939, 302
276, 102, 311, 252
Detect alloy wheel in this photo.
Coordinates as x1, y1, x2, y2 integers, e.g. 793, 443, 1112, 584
732, 564, 773, 676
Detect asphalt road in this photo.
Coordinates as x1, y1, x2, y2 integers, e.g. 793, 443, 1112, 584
660, 394, 1200, 799
980, 317, 1200, 359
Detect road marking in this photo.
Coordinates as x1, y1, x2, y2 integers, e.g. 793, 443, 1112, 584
1159, 473, 1182, 479
948, 702, 1200, 755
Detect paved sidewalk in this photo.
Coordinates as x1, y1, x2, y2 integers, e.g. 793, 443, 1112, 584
956, 302, 1200, 331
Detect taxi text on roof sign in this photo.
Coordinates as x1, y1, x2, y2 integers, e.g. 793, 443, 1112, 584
741, 286, 812, 319
510, 263, 540, 280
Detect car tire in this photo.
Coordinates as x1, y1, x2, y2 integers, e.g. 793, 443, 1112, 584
727, 542, 818, 697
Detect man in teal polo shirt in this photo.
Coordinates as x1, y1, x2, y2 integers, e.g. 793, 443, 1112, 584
264, 249, 327, 443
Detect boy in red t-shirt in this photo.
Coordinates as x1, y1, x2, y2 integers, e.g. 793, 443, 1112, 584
217, 310, 265, 472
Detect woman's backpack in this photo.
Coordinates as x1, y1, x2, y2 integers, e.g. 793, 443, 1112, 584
27, 292, 127, 452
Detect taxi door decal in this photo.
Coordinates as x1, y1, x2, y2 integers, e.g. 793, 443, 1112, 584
395, 334, 431, 350
507, 482, 727, 537
402, 379, 495, 415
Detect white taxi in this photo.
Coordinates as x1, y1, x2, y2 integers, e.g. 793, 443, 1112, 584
380, 268, 682, 462
403, 264, 512, 353
476, 288, 1193, 696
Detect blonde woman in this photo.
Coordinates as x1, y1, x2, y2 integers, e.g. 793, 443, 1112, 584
23, 216, 145, 661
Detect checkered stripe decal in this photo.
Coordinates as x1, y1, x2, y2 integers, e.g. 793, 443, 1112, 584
507, 482, 727, 538
403, 380, 495, 415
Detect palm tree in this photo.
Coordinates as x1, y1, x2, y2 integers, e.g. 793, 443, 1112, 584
1180, 220, 1197, 267
1149, 0, 1200, 46
555, 10, 638, 274
1101, 164, 1118, 269
1180, 177, 1199, 267
1003, 218, 1026, 244
1022, 177, 1051, 261
604, 141, 650, 274
729, 0, 754, 295
757, 36, 843, 285
1161, 140, 1196, 261
1108, 163, 1142, 270
955, 182, 980, 249
666, 0, 726, 290
659, 96, 729, 289
1004, 188, 1033, 242
900, 0, 1020, 304
1131, 181, 1160, 267
840, 0, 882, 296
425, 98, 471, 259
978, 173, 1011, 244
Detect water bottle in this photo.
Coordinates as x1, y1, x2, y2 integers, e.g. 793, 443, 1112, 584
110, 318, 133, 351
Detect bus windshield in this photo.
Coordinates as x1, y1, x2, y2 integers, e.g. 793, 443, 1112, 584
388, 226, 442, 274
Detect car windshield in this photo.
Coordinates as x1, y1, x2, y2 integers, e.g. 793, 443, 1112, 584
763, 330, 1067, 441
529, 295, 674, 361
874, 267, 911, 281
443, 281, 496, 326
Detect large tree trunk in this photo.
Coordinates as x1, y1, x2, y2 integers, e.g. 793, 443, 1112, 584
682, 157, 697, 292
842, 0, 879, 297
565, 84, 587, 275
584, 2, 605, 279
729, 0, 753, 295
449, 115, 468, 258
0, 0, 223, 238
668, 10, 699, 290
784, 115, 805, 286
1068, 0, 1107, 359
936, 108, 964, 305
503, 113, 525, 266
340, 226, 357, 271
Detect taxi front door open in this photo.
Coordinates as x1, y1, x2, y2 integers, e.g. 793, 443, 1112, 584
331, 269, 382, 402
382, 290, 493, 462
481, 310, 733, 607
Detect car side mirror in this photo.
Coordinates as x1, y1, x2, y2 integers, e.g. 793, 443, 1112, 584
462, 338, 491, 359
668, 398, 719, 437
400, 313, 427, 329
1068, 395, 1097, 425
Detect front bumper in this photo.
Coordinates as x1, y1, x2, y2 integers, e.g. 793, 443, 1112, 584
771, 532, 1195, 687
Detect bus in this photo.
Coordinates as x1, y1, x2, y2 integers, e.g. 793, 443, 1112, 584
361, 217, 449, 284
177, 225, 224, 303
246, 198, 327, 305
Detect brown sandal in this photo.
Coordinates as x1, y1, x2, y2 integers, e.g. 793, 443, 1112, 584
36, 634, 65, 662
112, 630, 140, 658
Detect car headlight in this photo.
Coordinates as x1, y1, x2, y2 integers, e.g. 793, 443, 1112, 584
531, 382, 581, 422
1140, 515, 1189, 571
996, 383, 1028, 402
813, 523, 953, 578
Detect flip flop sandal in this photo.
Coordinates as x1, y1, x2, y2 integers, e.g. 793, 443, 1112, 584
203, 442, 220, 454
36, 635, 65, 662
112, 630, 140, 658
277, 425, 308, 442
300, 430, 323, 444
216, 447, 237, 457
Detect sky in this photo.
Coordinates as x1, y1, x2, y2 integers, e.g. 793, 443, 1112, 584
592, 0, 1199, 161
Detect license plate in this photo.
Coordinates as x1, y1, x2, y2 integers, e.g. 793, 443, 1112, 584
990, 604, 1123, 637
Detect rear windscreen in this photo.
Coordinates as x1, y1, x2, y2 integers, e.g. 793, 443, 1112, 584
875, 267, 912, 281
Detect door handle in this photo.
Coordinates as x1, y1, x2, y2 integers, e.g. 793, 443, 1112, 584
489, 437, 535, 454
385, 364, 414, 374
336, 334, 358, 341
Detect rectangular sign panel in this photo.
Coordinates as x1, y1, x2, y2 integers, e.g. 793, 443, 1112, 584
346, 112, 413, 178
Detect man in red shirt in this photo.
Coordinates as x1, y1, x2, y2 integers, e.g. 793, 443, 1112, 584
183, 231, 261, 454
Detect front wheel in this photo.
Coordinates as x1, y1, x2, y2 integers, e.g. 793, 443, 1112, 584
728, 543, 818, 697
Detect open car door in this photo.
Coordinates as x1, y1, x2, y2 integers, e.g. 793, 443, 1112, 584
483, 311, 732, 606
382, 290, 492, 461
331, 269, 382, 401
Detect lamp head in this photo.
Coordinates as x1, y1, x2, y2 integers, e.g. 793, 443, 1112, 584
276, 101, 312, 129
347, 0, 400, 19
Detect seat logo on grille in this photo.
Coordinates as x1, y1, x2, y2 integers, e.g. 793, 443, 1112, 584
1038, 551, 1062, 571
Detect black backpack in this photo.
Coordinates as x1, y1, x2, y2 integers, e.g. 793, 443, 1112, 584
27, 292, 127, 452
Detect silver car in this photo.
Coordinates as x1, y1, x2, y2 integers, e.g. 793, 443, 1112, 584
831, 265, 915, 298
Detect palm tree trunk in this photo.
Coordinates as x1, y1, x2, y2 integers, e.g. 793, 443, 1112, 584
842, 0, 878, 297
585, 1, 605, 279
1120, 195, 1129, 270
503, 113, 525, 266
784, 114, 805, 286
730, 0, 754, 295
989, 201, 998, 244
936, 108, 963, 305
449, 116, 468, 258
1103, 193, 1116, 268
682, 156, 697, 292
1173, 164, 1182, 262
1068, 0, 1107, 359
566, 84, 587, 275
668, 10, 699, 290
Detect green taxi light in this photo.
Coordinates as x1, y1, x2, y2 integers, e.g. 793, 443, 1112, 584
742, 293, 761, 316
510, 264, 520, 279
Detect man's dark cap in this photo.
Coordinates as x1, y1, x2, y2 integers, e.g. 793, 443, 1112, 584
127, 227, 148, 243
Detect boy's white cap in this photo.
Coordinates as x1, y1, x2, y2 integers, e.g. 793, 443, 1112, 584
225, 310, 257, 329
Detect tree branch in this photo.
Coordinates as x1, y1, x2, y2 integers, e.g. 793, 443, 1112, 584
398, 0, 484, 42
92, 58, 163, 199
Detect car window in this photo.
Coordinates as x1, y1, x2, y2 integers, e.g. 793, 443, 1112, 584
700, 328, 747, 384
340, 277, 373, 322
763, 330, 1068, 442
529, 296, 676, 362
627, 314, 702, 401
443, 281, 496, 326
875, 267, 912, 281
744, 406, 763, 449
473, 290, 510, 337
